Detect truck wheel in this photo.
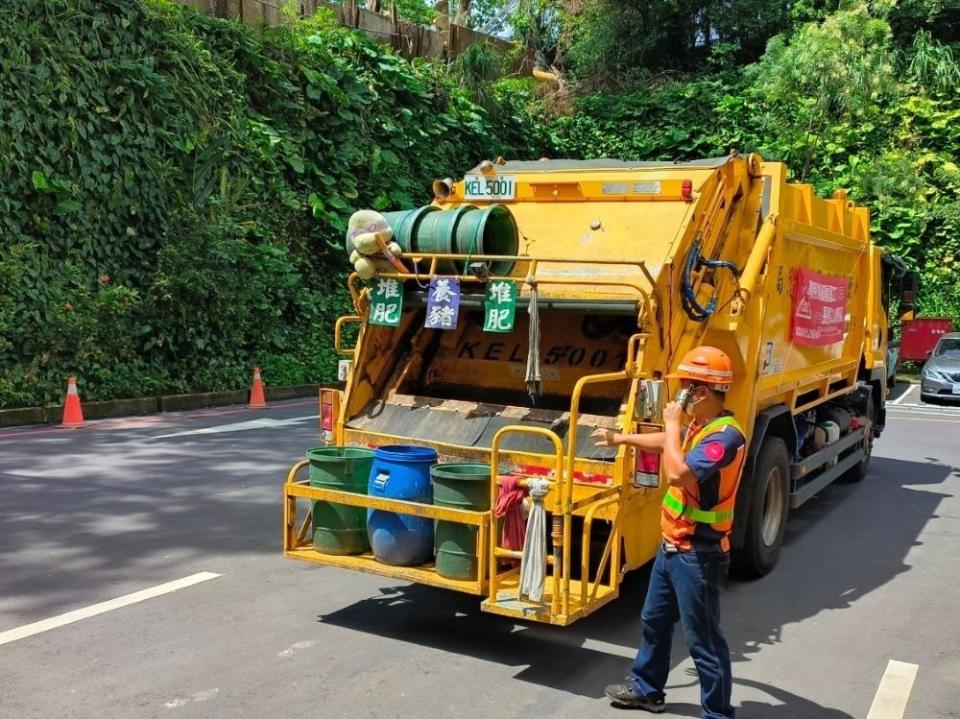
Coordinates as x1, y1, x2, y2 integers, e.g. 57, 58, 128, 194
841, 392, 874, 483
733, 437, 790, 579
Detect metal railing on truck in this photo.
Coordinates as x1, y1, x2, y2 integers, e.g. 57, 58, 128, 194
284, 249, 655, 625
283, 364, 645, 625
346, 253, 658, 326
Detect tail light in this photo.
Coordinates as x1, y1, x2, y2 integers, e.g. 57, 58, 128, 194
319, 388, 341, 439
635, 450, 661, 488
681, 179, 693, 202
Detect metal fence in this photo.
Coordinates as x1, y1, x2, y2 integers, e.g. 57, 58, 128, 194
178, 0, 288, 25
176, 0, 533, 71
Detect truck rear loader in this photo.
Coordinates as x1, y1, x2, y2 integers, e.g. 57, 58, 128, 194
283, 153, 904, 626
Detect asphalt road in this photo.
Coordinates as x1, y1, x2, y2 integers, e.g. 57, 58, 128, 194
1, 388, 959, 719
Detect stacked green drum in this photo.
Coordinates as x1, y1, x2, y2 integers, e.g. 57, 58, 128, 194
381, 204, 519, 275
453, 205, 519, 275
306, 446, 375, 555
430, 463, 492, 580
412, 204, 474, 273
380, 206, 438, 255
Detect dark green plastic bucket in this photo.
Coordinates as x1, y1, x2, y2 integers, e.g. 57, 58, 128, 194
307, 446, 375, 555
431, 462, 492, 580
454, 205, 519, 275
382, 206, 438, 254
415, 205, 475, 273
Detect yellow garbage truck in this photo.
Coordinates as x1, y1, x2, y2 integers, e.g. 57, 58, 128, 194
283, 154, 905, 626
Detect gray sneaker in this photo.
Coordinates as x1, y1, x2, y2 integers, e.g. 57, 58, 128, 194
604, 683, 666, 712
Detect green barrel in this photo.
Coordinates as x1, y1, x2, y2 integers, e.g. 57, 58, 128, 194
307, 446, 375, 555
454, 205, 519, 276
382, 205, 439, 254
415, 205, 475, 273
431, 462, 492, 580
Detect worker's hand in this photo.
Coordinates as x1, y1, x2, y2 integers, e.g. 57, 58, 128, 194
662, 401, 684, 428
591, 428, 620, 447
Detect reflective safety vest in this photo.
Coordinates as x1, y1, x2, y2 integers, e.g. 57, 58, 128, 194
661, 415, 746, 552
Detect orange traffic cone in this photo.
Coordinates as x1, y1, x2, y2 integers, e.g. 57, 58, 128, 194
248, 366, 267, 409
62, 376, 84, 428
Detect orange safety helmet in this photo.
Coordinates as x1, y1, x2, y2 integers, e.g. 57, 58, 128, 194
667, 346, 734, 391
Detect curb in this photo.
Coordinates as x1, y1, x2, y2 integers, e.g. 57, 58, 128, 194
158, 390, 248, 413
0, 383, 336, 429
0, 407, 46, 428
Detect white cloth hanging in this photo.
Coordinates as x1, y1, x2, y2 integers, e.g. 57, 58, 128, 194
519, 478, 551, 602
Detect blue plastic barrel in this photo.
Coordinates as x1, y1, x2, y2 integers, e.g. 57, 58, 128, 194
367, 445, 437, 566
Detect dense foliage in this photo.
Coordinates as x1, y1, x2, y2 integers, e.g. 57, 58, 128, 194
543, 2, 960, 319
2, 0, 957, 409
0, 0, 543, 408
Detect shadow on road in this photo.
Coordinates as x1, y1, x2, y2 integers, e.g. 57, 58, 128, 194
0, 416, 308, 620
318, 454, 954, 717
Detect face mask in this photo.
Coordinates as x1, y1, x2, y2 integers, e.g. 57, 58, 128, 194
676, 386, 706, 413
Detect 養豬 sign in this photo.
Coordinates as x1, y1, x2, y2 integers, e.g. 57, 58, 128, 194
425, 276, 461, 330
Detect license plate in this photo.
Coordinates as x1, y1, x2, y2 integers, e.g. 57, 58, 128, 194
464, 175, 516, 200
952, 384, 960, 395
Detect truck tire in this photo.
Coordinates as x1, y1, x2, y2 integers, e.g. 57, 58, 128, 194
733, 437, 790, 579
841, 392, 874, 483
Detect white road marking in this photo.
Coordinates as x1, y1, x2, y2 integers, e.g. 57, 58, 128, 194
866, 659, 919, 719
887, 405, 960, 418
0, 572, 221, 647
164, 688, 220, 709
890, 384, 915, 405
892, 416, 960, 424
277, 639, 316, 657
152, 415, 318, 440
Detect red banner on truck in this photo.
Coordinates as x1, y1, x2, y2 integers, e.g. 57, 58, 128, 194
791, 268, 849, 346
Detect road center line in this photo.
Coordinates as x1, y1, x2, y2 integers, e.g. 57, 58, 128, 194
0, 572, 221, 647
152, 414, 318, 440
866, 659, 919, 719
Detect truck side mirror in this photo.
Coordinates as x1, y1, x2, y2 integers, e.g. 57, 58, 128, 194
900, 271, 918, 304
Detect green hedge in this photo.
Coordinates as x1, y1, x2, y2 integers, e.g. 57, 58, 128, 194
0, 0, 544, 408
3, 0, 955, 410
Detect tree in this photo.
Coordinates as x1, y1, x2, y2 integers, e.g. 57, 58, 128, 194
748, 2, 898, 179
563, 0, 794, 83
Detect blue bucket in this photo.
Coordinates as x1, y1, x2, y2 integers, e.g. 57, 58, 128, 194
367, 445, 437, 566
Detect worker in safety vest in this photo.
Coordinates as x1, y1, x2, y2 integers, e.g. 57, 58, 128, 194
592, 345, 746, 718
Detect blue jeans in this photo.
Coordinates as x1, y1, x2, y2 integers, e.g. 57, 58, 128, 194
630, 546, 734, 719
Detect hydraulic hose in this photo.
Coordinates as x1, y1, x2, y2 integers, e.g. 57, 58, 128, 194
680, 239, 741, 323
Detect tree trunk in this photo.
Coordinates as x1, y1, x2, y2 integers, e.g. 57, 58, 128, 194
454, 0, 470, 26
